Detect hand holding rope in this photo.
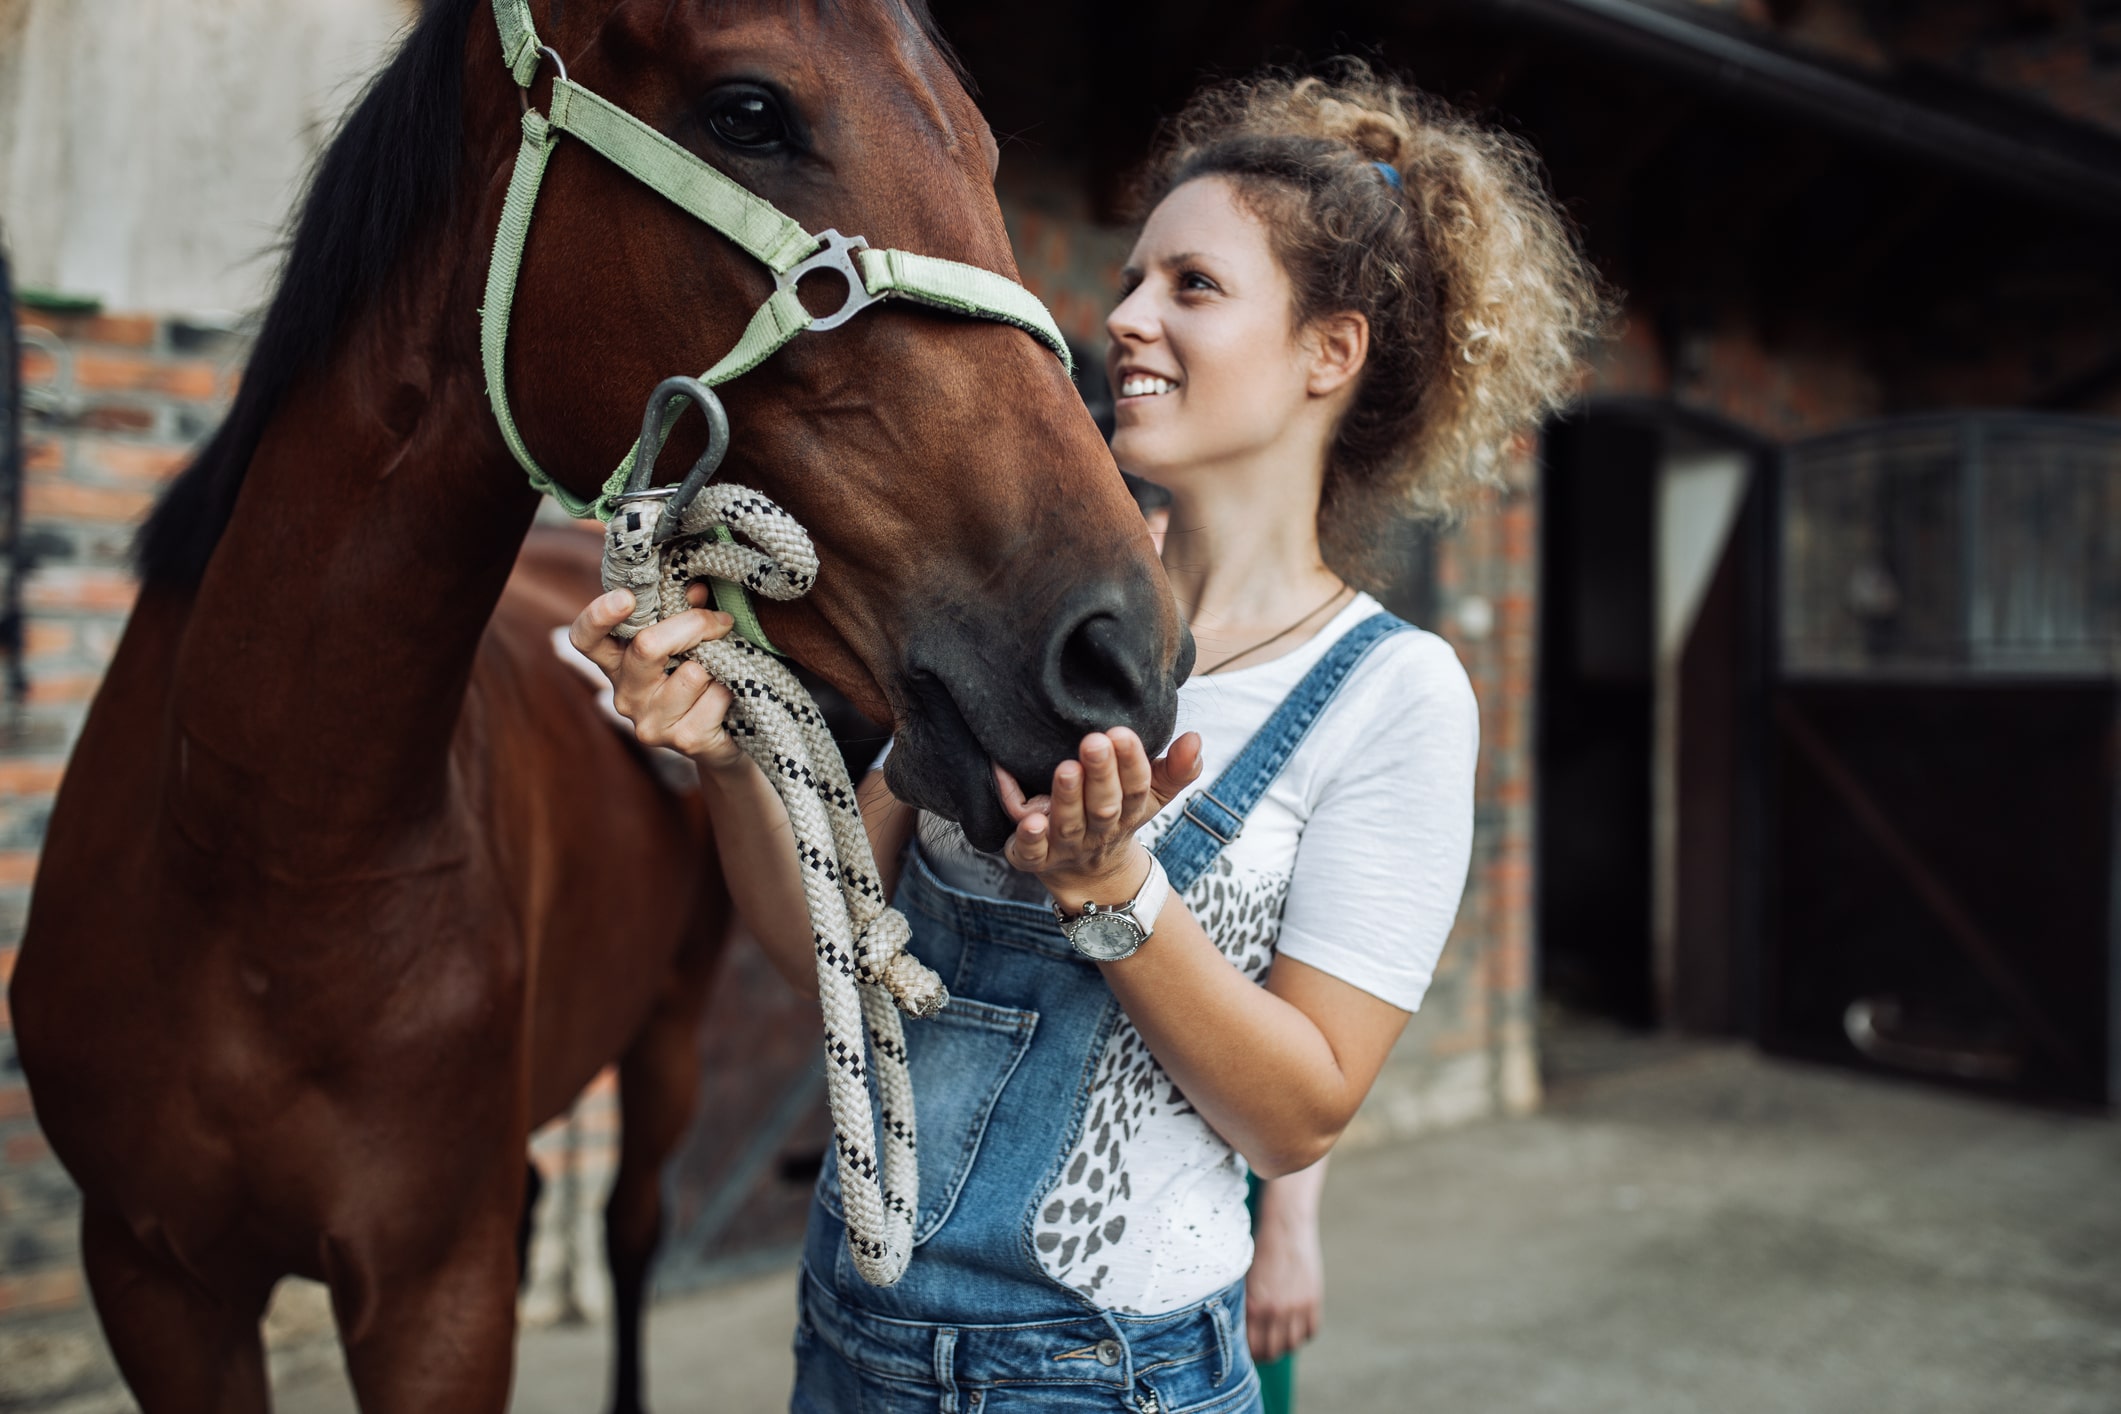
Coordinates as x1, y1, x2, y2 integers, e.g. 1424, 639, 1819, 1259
593, 378, 946, 1288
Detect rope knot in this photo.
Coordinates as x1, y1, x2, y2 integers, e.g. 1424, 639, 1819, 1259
666, 483, 819, 602
854, 910, 950, 1018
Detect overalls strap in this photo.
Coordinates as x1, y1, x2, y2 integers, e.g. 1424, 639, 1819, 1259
1155, 611, 1410, 895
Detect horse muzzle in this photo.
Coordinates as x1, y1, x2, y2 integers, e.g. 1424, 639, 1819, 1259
887, 572, 1190, 853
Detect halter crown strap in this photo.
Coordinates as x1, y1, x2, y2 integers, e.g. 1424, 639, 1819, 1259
478, 0, 1074, 565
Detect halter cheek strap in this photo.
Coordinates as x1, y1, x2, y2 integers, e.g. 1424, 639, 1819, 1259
478, 0, 1073, 531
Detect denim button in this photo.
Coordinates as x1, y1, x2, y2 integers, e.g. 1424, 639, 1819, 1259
1095, 1338, 1122, 1366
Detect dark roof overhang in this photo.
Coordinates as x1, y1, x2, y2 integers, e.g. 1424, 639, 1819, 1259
1453, 0, 2121, 223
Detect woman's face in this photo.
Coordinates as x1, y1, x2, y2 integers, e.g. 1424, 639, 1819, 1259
1105, 177, 1319, 484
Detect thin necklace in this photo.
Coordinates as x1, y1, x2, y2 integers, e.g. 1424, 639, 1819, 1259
1196, 583, 1353, 675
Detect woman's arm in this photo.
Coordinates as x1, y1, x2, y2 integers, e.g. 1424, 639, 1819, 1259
998, 728, 1419, 1177
692, 759, 914, 995
1101, 875, 1406, 1175
1247, 1157, 1329, 1363
568, 588, 916, 995
689, 750, 818, 996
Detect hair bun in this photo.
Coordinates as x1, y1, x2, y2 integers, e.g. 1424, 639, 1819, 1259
1327, 106, 1414, 168
1275, 73, 1417, 169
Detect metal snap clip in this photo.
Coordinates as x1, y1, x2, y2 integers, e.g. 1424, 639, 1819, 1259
1094, 1338, 1123, 1366
777, 229, 881, 333
619, 375, 731, 544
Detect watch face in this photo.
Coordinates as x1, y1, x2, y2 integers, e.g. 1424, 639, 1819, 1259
1068, 912, 1146, 962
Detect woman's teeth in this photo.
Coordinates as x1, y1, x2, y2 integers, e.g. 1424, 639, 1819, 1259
1121, 375, 1178, 398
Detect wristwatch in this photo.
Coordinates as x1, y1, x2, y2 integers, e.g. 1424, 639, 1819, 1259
1052, 857, 1170, 963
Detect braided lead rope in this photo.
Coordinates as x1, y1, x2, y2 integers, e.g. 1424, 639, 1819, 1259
603, 484, 946, 1287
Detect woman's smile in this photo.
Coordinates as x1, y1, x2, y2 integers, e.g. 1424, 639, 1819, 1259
1117, 368, 1183, 400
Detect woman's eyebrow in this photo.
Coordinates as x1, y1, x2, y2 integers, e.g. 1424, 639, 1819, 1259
1153, 250, 1221, 273
1119, 251, 1216, 284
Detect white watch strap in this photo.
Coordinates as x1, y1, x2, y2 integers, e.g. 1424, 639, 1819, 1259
1128, 855, 1170, 937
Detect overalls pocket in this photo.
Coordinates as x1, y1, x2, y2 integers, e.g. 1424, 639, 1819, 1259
818, 995, 1039, 1245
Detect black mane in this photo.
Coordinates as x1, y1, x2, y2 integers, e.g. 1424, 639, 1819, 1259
135, 0, 477, 586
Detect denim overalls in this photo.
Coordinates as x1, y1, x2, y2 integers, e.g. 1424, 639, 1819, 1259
794, 613, 1409, 1413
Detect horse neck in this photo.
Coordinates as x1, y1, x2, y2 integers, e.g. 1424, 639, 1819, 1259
165, 300, 543, 868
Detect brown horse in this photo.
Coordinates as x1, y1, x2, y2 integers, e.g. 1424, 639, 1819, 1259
9, 0, 1187, 1409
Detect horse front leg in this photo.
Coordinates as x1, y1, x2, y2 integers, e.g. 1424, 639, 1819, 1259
604, 981, 713, 1414
334, 1211, 521, 1414
80, 1201, 272, 1414
596, 869, 728, 1414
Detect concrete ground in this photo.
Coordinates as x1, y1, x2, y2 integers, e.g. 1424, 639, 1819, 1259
277, 1034, 2121, 1413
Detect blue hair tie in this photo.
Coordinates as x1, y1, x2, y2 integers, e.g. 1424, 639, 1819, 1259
1372, 160, 1403, 189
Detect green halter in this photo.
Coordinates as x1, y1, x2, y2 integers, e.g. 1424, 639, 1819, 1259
479, 0, 1074, 646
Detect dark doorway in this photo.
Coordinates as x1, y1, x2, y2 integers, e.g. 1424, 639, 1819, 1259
1538, 413, 1658, 1026
1537, 402, 1770, 1033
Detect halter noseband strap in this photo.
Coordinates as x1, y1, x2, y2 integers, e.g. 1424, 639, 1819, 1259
479, 0, 1073, 537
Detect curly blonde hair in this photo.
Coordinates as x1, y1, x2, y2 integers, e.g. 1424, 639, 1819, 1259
1135, 61, 1612, 587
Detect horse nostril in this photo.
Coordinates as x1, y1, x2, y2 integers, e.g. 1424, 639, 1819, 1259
1048, 610, 1152, 729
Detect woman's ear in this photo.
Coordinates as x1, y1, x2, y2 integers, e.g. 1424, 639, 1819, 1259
1304, 311, 1370, 398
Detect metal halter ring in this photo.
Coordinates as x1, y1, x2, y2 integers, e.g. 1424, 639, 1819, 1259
777, 230, 881, 333
621, 375, 732, 544
517, 45, 569, 116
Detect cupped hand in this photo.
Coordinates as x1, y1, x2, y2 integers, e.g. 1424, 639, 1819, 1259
995, 728, 1203, 910
566, 584, 746, 771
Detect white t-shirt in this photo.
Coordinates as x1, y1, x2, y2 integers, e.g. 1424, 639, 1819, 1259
914, 593, 1479, 1315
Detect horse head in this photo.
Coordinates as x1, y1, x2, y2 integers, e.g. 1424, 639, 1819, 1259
484, 0, 1190, 847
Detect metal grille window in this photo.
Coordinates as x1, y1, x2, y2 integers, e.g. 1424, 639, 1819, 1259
1781, 414, 2121, 678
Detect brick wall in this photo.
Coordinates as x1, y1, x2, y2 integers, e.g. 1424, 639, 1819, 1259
1000, 162, 1137, 347
1586, 313, 1888, 437
1346, 466, 1546, 1141
1, 306, 243, 1406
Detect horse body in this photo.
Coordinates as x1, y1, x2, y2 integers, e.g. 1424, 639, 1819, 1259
14, 1, 1186, 1408
22, 384, 723, 1411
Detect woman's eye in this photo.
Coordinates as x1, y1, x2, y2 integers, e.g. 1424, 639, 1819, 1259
705, 86, 790, 152
1179, 271, 1217, 293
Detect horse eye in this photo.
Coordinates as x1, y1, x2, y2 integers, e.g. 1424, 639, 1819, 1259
705, 86, 789, 152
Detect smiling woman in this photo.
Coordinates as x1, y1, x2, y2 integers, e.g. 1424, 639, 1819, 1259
576, 54, 1605, 1414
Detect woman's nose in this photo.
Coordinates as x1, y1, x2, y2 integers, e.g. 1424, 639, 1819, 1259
1106, 286, 1156, 345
